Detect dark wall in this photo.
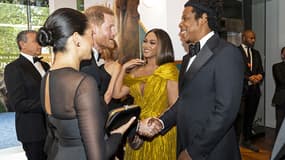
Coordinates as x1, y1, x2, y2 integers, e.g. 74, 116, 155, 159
222, 0, 252, 30
223, 0, 242, 19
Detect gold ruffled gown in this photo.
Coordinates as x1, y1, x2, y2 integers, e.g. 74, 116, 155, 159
124, 62, 178, 160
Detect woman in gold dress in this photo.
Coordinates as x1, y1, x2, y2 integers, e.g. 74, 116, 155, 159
114, 28, 178, 160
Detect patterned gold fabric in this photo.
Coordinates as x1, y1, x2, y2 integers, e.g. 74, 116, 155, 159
124, 62, 178, 160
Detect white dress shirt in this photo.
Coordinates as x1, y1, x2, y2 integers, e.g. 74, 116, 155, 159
186, 31, 215, 71
21, 52, 46, 77
92, 48, 105, 66
241, 43, 253, 71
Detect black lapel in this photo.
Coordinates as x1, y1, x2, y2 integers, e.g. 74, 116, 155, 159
238, 45, 252, 74
179, 54, 191, 90
40, 61, 50, 71
185, 45, 214, 82
19, 55, 42, 81
180, 34, 219, 87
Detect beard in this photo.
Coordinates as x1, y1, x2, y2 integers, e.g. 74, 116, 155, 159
96, 37, 114, 49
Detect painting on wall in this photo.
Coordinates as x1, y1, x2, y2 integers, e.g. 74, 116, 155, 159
114, 0, 140, 63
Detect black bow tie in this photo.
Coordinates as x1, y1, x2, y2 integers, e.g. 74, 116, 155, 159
33, 56, 43, 63
189, 42, 200, 57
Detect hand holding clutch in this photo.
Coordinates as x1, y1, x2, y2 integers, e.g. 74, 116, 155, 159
106, 105, 141, 134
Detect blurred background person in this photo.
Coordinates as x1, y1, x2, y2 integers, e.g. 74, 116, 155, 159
99, 39, 119, 105
99, 39, 133, 110
237, 29, 264, 152
37, 8, 135, 160
99, 39, 133, 160
272, 46, 285, 136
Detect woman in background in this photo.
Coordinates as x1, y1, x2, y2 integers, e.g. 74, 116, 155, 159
99, 40, 131, 111
37, 8, 135, 160
114, 28, 178, 160
99, 39, 129, 160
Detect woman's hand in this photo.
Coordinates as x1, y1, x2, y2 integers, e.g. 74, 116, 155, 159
122, 59, 145, 72
110, 116, 137, 135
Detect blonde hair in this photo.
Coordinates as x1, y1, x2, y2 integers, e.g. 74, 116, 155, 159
101, 40, 118, 61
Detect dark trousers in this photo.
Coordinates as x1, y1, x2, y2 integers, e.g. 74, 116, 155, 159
235, 97, 245, 143
276, 104, 285, 135
242, 85, 261, 141
22, 140, 46, 160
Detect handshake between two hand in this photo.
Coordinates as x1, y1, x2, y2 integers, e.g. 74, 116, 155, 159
135, 118, 193, 160
137, 117, 163, 137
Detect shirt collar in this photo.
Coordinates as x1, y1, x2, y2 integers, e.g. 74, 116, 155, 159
199, 31, 215, 50
20, 52, 34, 63
92, 47, 99, 61
241, 44, 248, 50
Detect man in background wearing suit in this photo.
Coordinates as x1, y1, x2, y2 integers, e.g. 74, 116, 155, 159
4, 30, 50, 160
137, 0, 244, 159
272, 46, 285, 135
237, 29, 264, 152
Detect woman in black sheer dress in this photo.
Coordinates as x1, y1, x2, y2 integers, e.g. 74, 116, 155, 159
37, 8, 135, 160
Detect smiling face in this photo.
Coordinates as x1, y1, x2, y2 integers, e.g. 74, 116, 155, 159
142, 32, 159, 59
179, 6, 202, 44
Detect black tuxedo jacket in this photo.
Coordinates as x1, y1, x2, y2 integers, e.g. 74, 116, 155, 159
80, 50, 95, 69
238, 46, 264, 95
272, 61, 285, 106
4, 55, 50, 142
160, 34, 244, 160
80, 52, 105, 96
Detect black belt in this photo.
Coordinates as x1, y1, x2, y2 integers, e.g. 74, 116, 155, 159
59, 138, 83, 147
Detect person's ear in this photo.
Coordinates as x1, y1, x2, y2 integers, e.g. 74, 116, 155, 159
92, 24, 98, 36
281, 53, 285, 60
72, 32, 80, 47
200, 13, 208, 24
19, 41, 26, 49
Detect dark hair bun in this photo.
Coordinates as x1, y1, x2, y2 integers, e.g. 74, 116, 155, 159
37, 27, 54, 46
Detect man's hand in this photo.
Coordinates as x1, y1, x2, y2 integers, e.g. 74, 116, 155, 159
178, 149, 192, 160
137, 117, 163, 137
249, 74, 263, 84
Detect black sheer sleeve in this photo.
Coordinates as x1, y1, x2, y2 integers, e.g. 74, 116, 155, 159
74, 75, 122, 160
